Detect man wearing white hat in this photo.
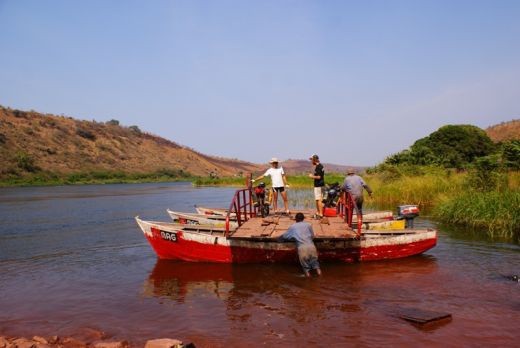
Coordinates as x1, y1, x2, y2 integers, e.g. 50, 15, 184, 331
252, 157, 290, 215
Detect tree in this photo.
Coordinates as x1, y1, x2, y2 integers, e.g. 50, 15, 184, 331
385, 124, 496, 168
501, 140, 520, 169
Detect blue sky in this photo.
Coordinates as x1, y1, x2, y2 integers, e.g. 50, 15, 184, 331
1, 0, 519, 166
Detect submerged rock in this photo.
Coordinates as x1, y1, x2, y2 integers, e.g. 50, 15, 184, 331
92, 341, 128, 348
12, 338, 36, 348
32, 337, 48, 345
0, 336, 9, 348
60, 337, 87, 348
144, 338, 183, 348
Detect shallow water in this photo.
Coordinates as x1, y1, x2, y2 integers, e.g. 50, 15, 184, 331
0, 182, 518, 347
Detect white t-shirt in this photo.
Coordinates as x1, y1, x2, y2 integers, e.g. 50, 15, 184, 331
264, 167, 285, 188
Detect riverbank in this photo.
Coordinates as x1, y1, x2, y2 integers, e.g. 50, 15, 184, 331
0, 170, 194, 187
365, 167, 520, 240
196, 169, 520, 240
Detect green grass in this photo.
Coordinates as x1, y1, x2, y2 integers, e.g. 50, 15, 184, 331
192, 176, 248, 187
0, 169, 193, 187
365, 167, 466, 208
364, 166, 519, 239
433, 190, 520, 240
193, 173, 346, 188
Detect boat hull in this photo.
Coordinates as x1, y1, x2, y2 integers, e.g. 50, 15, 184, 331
136, 218, 437, 263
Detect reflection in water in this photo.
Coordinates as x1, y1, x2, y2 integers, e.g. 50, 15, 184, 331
143, 257, 443, 345
145, 256, 440, 305
144, 261, 234, 302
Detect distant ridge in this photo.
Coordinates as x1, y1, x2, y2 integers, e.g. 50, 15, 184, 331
279, 159, 363, 175
0, 106, 260, 178
485, 119, 520, 142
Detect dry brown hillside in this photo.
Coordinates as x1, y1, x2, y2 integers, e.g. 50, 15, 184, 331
0, 106, 260, 178
486, 119, 520, 142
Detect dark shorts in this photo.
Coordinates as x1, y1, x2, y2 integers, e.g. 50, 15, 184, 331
273, 187, 285, 193
298, 245, 320, 272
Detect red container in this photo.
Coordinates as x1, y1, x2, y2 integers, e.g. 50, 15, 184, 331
323, 207, 337, 217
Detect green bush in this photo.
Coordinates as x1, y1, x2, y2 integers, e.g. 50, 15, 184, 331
501, 140, 520, 169
76, 128, 96, 140
16, 152, 39, 172
129, 125, 141, 134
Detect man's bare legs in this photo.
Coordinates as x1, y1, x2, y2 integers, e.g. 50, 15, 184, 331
281, 190, 289, 214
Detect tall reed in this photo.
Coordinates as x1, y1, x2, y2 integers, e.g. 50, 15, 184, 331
433, 190, 520, 239
365, 168, 465, 208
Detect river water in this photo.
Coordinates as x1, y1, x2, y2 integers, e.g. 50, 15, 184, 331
0, 182, 518, 347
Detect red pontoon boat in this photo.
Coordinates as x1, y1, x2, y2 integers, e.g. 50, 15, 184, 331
136, 185, 437, 263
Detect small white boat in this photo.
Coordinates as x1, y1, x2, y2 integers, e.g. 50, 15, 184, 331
195, 206, 229, 216
167, 209, 239, 229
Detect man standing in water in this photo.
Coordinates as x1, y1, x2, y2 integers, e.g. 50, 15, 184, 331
342, 168, 373, 225
308, 154, 325, 219
279, 213, 321, 277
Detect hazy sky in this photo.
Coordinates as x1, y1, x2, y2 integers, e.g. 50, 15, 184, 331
1, 0, 519, 166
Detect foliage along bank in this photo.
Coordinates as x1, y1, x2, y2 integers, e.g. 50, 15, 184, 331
0, 169, 193, 187
367, 124, 519, 240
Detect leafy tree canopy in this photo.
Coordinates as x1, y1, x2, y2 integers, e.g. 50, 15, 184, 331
385, 124, 496, 168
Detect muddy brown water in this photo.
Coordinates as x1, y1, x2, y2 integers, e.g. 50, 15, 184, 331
0, 183, 518, 347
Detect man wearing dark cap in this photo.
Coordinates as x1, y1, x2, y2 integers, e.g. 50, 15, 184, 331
308, 154, 325, 218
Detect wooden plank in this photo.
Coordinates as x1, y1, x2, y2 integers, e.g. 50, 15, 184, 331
399, 308, 452, 325
231, 211, 359, 239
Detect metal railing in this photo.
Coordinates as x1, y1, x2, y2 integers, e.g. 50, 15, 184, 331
337, 191, 363, 237
225, 174, 254, 236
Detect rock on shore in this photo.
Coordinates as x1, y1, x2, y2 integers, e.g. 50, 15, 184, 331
0, 335, 189, 348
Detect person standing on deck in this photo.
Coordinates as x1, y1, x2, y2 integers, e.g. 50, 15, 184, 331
252, 158, 290, 215
279, 213, 321, 277
308, 154, 325, 219
342, 168, 373, 225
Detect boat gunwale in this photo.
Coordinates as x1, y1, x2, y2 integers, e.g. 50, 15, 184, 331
137, 216, 436, 242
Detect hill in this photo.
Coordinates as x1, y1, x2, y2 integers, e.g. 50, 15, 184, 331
485, 119, 520, 142
0, 106, 260, 180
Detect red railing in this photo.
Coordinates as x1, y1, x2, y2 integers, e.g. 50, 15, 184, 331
337, 191, 362, 237
224, 174, 255, 236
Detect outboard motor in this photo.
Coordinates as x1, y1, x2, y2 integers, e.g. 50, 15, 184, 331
397, 205, 420, 228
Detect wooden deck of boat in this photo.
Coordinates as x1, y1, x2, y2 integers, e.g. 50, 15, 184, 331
228, 210, 358, 240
